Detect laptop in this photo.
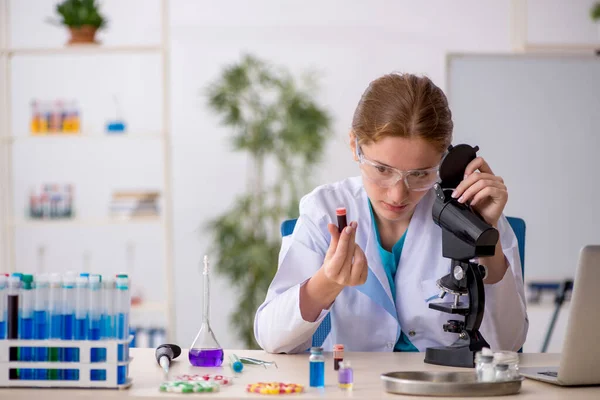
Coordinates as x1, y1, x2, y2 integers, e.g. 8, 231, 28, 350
520, 245, 600, 386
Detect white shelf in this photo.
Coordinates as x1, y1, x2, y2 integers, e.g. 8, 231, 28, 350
0, 0, 176, 341
4, 44, 163, 57
1, 133, 164, 143
9, 216, 162, 227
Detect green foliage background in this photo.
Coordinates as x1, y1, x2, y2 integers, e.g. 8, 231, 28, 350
205, 55, 332, 348
51, 0, 107, 29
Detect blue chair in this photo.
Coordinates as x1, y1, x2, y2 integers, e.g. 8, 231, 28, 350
506, 217, 526, 278
281, 216, 526, 349
280, 219, 298, 238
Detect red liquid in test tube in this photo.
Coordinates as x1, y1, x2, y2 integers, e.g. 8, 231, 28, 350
336, 208, 347, 233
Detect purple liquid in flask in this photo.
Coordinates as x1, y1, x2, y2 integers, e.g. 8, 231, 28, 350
189, 348, 224, 367
189, 256, 224, 367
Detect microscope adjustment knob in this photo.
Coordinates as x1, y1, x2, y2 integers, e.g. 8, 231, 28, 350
443, 320, 465, 334
453, 265, 465, 280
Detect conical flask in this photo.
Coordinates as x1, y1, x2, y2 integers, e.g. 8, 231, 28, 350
189, 255, 224, 367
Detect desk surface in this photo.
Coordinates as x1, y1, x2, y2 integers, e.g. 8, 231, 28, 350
1, 349, 599, 399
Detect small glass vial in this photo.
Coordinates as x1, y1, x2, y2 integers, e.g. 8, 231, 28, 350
338, 360, 353, 391
333, 344, 344, 371
495, 363, 510, 381
475, 350, 495, 382
493, 351, 519, 380
309, 347, 325, 388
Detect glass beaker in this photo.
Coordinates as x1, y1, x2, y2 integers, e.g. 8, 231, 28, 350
189, 255, 224, 367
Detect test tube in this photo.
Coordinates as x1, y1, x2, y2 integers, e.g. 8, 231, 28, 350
74, 275, 89, 375
0, 275, 7, 339
6, 275, 21, 366
48, 273, 63, 380
115, 275, 130, 384
34, 274, 49, 380
75, 276, 89, 340
62, 272, 76, 380
7, 276, 21, 380
101, 276, 115, 381
336, 208, 348, 233
101, 276, 115, 338
88, 274, 103, 381
20, 275, 35, 380
116, 275, 130, 341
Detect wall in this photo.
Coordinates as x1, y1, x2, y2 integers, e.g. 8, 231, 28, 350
3, 0, 596, 350
168, 0, 513, 349
447, 54, 600, 351
525, 0, 599, 46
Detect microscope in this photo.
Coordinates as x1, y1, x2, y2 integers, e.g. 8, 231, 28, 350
424, 144, 499, 368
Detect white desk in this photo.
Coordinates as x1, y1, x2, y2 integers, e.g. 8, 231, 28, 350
1, 349, 599, 399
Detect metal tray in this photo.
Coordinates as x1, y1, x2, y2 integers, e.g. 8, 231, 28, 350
381, 371, 523, 397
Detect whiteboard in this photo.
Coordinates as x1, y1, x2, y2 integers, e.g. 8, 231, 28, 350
447, 54, 600, 281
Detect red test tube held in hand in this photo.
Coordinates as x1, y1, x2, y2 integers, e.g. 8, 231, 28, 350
336, 208, 347, 233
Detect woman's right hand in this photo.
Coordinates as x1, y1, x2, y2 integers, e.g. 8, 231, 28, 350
299, 220, 368, 322
322, 221, 368, 287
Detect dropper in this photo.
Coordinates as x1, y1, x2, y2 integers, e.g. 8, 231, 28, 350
155, 344, 182, 377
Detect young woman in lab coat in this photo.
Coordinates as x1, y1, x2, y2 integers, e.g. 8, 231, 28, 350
254, 73, 528, 354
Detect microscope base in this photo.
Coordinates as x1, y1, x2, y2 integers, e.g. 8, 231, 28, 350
424, 344, 476, 368
424, 335, 489, 368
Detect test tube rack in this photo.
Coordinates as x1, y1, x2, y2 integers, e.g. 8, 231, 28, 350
0, 337, 132, 389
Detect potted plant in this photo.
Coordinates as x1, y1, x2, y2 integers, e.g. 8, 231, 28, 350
205, 54, 332, 348
591, 2, 600, 42
49, 0, 107, 45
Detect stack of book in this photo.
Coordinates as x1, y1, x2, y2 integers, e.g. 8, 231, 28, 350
109, 191, 160, 218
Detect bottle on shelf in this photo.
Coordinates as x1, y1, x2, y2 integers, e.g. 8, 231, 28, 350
30, 100, 42, 135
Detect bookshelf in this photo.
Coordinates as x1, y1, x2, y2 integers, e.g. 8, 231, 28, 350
0, 0, 175, 340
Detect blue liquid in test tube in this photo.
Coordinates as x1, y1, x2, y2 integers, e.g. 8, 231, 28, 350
48, 273, 63, 380
88, 275, 103, 381
100, 276, 115, 381
73, 275, 88, 381
62, 273, 76, 380
34, 274, 49, 380
115, 275, 130, 385
19, 275, 34, 380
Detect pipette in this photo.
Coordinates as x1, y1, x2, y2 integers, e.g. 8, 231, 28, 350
155, 344, 182, 377
239, 356, 278, 369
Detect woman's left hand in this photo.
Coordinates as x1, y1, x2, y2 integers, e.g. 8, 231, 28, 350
451, 157, 508, 227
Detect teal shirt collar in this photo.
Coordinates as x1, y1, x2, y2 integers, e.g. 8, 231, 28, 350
368, 201, 407, 273
367, 200, 418, 352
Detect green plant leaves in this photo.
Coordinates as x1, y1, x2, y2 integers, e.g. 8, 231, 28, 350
204, 54, 332, 348
52, 0, 107, 29
592, 2, 600, 21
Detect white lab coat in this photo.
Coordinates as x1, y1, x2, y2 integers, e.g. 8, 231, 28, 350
254, 176, 528, 354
